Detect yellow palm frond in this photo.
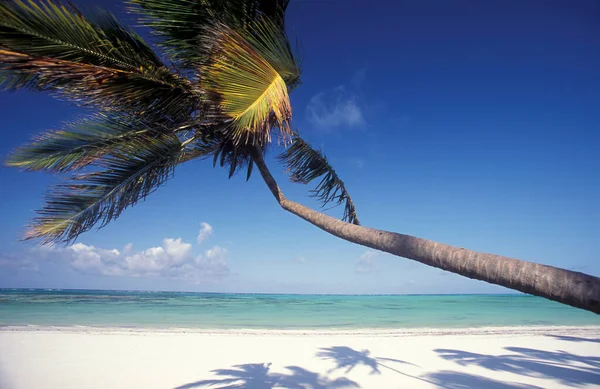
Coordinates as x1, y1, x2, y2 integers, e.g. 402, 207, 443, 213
200, 19, 300, 146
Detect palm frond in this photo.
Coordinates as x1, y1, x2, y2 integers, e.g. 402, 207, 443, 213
128, 0, 290, 67
178, 127, 258, 181
0, 1, 199, 114
0, 65, 37, 89
0, 0, 159, 69
26, 133, 184, 244
200, 18, 300, 147
212, 139, 257, 180
278, 135, 360, 225
5, 112, 175, 172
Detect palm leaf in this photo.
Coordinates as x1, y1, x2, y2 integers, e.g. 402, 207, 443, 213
200, 18, 300, 147
26, 133, 184, 244
212, 138, 257, 180
0, 49, 196, 115
128, 0, 290, 67
0, 0, 198, 115
0, 0, 159, 69
177, 126, 258, 181
278, 135, 360, 225
5, 112, 176, 172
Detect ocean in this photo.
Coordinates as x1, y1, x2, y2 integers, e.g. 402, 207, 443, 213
1, 289, 598, 330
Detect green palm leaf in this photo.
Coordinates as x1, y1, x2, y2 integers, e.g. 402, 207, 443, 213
5, 112, 176, 172
129, 0, 290, 67
0, 0, 159, 69
278, 135, 360, 225
0, 0, 198, 114
0, 48, 197, 115
26, 133, 184, 244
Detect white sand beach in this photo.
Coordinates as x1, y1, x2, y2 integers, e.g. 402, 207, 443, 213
1, 326, 599, 389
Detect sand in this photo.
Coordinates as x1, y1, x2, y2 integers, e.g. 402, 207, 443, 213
1, 326, 599, 389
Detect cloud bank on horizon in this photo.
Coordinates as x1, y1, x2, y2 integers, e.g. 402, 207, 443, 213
1, 222, 230, 284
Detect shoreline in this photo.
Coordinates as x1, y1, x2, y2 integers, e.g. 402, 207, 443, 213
2, 324, 600, 337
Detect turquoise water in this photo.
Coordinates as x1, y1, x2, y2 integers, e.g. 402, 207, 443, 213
0, 289, 598, 329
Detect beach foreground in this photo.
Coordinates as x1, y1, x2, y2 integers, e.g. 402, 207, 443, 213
1, 327, 599, 389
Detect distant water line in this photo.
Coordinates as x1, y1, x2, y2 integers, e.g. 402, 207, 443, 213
0, 289, 599, 330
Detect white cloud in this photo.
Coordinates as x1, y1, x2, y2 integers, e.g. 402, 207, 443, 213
191, 246, 230, 279
355, 250, 379, 274
2, 224, 230, 284
197, 222, 213, 243
307, 86, 364, 129
58, 238, 228, 283
294, 255, 306, 264
68, 243, 123, 276
163, 238, 192, 260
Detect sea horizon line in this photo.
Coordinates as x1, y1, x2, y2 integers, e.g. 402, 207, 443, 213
0, 287, 526, 297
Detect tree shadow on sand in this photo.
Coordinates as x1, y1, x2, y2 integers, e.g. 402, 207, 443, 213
172, 343, 600, 389
316, 346, 416, 375
547, 335, 600, 344
425, 371, 543, 389
317, 345, 593, 389
316, 345, 450, 387
434, 346, 600, 387
173, 363, 359, 389
317, 346, 542, 389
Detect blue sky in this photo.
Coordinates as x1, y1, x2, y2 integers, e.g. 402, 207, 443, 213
0, 0, 598, 294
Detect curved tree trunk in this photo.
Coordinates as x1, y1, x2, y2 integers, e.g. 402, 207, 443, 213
250, 148, 600, 314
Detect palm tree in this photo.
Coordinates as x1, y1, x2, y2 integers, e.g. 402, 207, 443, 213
1, 0, 598, 313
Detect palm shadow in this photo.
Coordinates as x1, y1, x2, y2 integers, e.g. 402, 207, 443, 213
548, 335, 600, 344
316, 346, 415, 375
174, 362, 359, 389
174, 363, 275, 389
316, 345, 542, 388
277, 366, 359, 389
425, 371, 543, 389
435, 345, 600, 387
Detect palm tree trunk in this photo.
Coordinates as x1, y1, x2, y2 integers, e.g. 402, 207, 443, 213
250, 148, 600, 314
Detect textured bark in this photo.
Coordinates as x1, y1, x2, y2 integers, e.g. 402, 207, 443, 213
251, 148, 600, 314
